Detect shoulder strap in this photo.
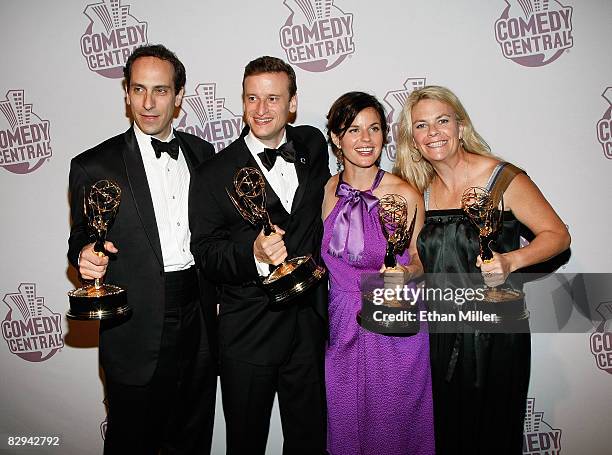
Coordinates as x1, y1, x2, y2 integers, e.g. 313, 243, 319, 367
423, 187, 431, 210
370, 168, 385, 191
488, 162, 524, 208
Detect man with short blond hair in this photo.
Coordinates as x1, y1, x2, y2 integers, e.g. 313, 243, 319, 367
190, 56, 330, 454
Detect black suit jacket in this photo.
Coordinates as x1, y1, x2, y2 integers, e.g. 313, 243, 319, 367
189, 124, 330, 365
68, 128, 216, 385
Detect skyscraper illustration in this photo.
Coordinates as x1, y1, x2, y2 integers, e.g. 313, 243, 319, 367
0, 90, 33, 130
85, 0, 131, 33
2, 283, 43, 321
286, 0, 334, 25
383, 78, 426, 118
184, 83, 229, 126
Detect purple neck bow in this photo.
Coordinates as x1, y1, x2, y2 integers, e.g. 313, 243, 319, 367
328, 182, 379, 262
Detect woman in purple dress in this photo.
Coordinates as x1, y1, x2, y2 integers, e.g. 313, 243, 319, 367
322, 92, 435, 455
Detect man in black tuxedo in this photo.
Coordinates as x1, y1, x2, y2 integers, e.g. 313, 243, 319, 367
190, 56, 330, 454
68, 44, 216, 454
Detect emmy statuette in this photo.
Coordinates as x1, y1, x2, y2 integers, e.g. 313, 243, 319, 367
227, 167, 325, 304
67, 180, 130, 320
358, 194, 419, 335
461, 186, 528, 323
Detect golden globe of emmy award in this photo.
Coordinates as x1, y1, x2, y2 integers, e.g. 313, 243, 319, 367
226, 167, 325, 304
358, 194, 420, 335
461, 186, 528, 324
67, 180, 130, 320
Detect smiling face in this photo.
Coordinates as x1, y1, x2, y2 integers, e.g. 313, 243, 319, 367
411, 98, 464, 163
243, 71, 297, 148
125, 56, 184, 139
332, 107, 384, 169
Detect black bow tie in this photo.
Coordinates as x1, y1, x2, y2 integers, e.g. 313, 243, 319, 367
151, 137, 179, 160
258, 141, 296, 171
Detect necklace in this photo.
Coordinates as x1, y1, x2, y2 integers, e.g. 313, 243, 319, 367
431, 153, 469, 209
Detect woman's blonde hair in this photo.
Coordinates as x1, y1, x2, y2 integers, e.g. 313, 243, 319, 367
393, 85, 492, 193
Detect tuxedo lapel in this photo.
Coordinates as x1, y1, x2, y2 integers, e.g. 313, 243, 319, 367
121, 128, 164, 268
174, 131, 196, 174
289, 128, 312, 213
233, 138, 257, 173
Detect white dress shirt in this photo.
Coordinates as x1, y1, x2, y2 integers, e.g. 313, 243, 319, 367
133, 123, 194, 272
245, 130, 299, 275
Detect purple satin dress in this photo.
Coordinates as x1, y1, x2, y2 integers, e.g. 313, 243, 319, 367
322, 169, 435, 455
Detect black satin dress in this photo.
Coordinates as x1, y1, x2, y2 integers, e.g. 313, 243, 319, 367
417, 177, 530, 454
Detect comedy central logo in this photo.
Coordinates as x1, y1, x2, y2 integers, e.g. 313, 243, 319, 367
522, 398, 562, 454
279, 0, 355, 72
2, 283, 63, 362
80, 0, 148, 78
597, 87, 612, 160
0, 90, 52, 174
382, 78, 426, 164
175, 83, 244, 153
495, 0, 573, 67
590, 301, 612, 374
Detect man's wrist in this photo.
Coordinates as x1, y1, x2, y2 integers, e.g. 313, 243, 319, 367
254, 254, 270, 276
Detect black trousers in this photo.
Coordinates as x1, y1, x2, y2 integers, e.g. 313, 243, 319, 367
430, 332, 531, 455
103, 268, 217, 455
220, 325, 327, 455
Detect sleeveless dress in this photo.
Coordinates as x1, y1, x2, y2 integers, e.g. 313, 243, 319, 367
322, 169, 435, 455
417, 163, 531, 454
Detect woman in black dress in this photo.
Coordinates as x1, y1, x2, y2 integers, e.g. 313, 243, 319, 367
394, 85, 570, 454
